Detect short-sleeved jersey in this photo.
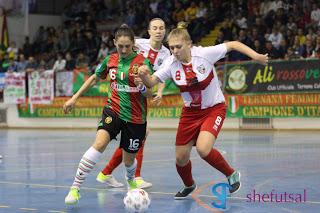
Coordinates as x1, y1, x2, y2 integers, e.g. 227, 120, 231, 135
135, 38, 171, 71
154, 44, 227, 109
95, 52, 153, 124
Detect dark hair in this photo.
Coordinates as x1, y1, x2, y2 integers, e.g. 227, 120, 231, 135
115, 24, 135, 42
148, 18, 165, 29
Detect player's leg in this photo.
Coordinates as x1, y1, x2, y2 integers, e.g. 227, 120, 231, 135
65, 108, 121, 205
174, 140, 197, 199
65, 129, 111, 205
173, 109, 200, 199
120, 121, 147, 190
197, 104, 240, 194
96, 147, 124, 187
134, 128, 152, 189
123, 150, 138, 190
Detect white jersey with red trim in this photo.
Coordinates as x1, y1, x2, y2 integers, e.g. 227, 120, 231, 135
135, 38, 171, 71
154, 44, 227, 109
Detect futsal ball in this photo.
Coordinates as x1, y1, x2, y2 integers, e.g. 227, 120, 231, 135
123, 188, 150, 213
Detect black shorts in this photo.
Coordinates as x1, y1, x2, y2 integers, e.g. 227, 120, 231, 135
97, 107, 147, 153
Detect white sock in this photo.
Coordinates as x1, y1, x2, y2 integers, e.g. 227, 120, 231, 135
125, 159, 137, 181
72, 147, 102, 189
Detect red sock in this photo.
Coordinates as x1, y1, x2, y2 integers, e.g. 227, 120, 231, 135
102, 147, 122, 175
176, 160, 194, 187
202, 148, 234, 177
135, 138, 146, 177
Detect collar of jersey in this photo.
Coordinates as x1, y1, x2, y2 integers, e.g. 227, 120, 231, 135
119, 52, 137, 61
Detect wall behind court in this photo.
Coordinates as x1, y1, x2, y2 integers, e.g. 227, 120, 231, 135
2, 104, 320, 130
7, 14, 62, 48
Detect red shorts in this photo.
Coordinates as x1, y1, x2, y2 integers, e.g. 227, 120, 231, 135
176, 103, 226, 146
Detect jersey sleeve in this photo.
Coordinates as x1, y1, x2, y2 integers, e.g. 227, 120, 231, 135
200, 43, 227, 64
153, 56, 173, 83
95, 55, 110, 79
143, 58, 154, 74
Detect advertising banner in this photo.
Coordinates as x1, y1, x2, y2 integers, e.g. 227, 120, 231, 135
226, 93, 320, 118
17, 95, 184, 118
0, 73, 5, 90
28, 70, 54, 104
73, 68, 109, 96
3, 72, 26, 104
55, 71, 73, 97
224, 59, 320, 94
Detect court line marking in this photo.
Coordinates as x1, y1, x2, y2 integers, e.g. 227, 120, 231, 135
19, 207, 37, 211
0, 180, 319, 205
281, 207, 301, 213
0, 205, 10, 208
0, 157, 201, 173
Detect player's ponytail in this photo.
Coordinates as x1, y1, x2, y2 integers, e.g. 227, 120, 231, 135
167, 22, 191, 43
115, 24, 135, 42
177, 21, 188, 29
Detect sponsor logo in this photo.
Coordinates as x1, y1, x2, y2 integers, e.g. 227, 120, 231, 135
197, 64, 206, 74
157, 58, 163, 66
110, 82, 140, 93
105, 116, 112, 124
175, 70, 181, 80
132, 64, 139, 75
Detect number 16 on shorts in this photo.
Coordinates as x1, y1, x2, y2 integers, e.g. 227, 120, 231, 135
129, 139, 140, 151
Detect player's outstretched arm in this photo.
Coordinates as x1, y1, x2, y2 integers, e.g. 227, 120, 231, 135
225, 41, 269, 65
63, 74, 98, 114
138, 65, 160, 88
134, 76, 153, 98
152, 82, 165, 106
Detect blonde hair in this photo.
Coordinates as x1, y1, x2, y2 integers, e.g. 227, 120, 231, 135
167, 22, 191, 43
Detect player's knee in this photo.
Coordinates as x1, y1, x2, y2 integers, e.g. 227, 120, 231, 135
123, 152, 136, 167
123, 157, 135, 167
196, 146, 210, 158
93, 140, 108, 152
176, 154, 189, 166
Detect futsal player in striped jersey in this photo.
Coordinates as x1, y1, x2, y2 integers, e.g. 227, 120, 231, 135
64, 24, 154, 205
96, 18, 171, 189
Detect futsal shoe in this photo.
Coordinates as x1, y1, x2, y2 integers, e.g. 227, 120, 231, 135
174, 183, 197, 199
65, 187, 81, 205
96, 172, 124, 188
135, 177, 152, 189
228, 170, 241, 194
126, 176, 138, 190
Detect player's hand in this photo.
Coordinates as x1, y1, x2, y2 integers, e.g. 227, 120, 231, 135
134, 76, 143, 88
63, 98, 76, 114
152, 93, 163, 106
138, 65, 150, 77
254, 53, 269, 65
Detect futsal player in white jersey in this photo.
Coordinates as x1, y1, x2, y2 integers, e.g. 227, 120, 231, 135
138, 25, 268, 199
96, 18, 171, 189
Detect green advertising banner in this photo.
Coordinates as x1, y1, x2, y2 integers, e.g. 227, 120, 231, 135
18, 95, 184, 118
226, 93, 320, 118
73, 68, 110, 96
224, 59, 320, 94
18, 93, 320, 118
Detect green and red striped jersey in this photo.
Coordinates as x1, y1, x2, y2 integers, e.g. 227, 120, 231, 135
95, 52, 153, 124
